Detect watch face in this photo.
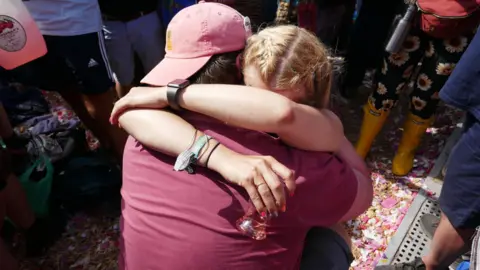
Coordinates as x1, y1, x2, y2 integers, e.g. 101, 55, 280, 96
168, 79, 190, 88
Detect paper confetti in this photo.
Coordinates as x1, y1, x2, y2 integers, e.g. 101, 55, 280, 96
17, 92, 461, 270
381, 197, 398, 209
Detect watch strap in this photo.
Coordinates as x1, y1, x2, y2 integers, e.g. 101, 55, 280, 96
167, 85, 182, 111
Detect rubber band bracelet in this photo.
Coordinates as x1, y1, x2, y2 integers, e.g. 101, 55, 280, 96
205, 142, 221, 169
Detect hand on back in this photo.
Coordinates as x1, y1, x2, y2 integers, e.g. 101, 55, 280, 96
210, 150, 296, 215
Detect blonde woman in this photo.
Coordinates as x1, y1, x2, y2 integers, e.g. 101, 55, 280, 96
112, 24, 371, 216
114, 4, 371, 268
112, 24, 371, 220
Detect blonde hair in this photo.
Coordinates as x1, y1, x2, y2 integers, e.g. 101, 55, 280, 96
243, 25, 333, 108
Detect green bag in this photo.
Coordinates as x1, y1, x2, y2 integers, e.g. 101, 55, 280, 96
19, 155, 54, 218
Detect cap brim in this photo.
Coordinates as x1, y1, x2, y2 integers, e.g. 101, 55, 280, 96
141, 55, 212, 86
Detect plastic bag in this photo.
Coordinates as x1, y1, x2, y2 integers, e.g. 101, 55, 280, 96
19, 155, 54, 218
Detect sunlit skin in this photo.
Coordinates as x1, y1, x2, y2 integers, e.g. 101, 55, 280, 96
244, 64, 358, 250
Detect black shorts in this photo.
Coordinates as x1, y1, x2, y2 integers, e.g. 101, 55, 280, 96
300, 227, 354, 270
440, 113, 480, 229
11, 32, 114, 95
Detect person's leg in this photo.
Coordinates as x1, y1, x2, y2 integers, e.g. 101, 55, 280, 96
376, 113, 480, 270
0, 103, 29, 160
129, 12, 165, 76
0, 144, 32, 228
0, 159, 16, 270
471, 227, 480, 269
59, 32, 127, 160
7, 36, 113, 152
0, 151, 27, 270
4, 174, 35, 229
335, 0, 356, 54
341, 0, 402, 97
0, 238, 18, 270
426, 113, 480, 269
103, 20, 136, 98
300, 227, 354, 270
355, 31, 425, 158
57, 89, 112, 149
392, 33, 472, 176
81, 90, 127, 159
0, 103, 13, 139
315, 5, 346, 50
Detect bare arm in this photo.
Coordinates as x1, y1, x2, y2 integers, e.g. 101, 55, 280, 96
175, 84, 343, 152
171, 84, 369, 179
113, 84, 344, 152
119, 109, 202, 159
337, 136, 370, 177
118, 109, 296, 215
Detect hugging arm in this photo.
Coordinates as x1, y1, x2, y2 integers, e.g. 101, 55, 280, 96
112, 84, 344, 153
172, 84, 344, 152
118, 109, 295, 215
169, 84, 368, 176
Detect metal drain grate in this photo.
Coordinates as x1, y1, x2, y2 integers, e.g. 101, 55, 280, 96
380, 121, 464, 267
392, 199, 441, 264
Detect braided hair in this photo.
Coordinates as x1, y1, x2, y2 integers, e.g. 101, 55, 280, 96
243, 25, 334, 109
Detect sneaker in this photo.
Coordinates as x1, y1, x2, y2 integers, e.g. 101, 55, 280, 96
420, 214, 440, 239
375, 257, 426, 269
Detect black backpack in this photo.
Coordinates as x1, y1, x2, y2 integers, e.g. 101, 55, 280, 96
52, 154, 121, 213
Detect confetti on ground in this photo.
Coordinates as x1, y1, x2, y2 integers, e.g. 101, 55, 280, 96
18, 92, 462, 269
341, 97, 462, 269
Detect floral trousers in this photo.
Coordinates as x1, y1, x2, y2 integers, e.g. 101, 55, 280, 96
369, 28, 473, 119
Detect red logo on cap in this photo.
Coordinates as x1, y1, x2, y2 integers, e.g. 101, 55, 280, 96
0, 19, 14, 34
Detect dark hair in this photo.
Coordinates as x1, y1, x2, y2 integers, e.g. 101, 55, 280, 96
189, 50, 243, 85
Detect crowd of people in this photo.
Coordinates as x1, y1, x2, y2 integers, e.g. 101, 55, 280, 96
1, 0, 480, 269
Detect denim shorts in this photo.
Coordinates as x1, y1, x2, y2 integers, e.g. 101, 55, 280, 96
440, 113, 480, 229
300, 227, 354, 270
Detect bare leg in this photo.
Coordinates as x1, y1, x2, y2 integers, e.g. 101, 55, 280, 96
0, 176, 19, 270
0, 238, 18, 270
81, 88, 127, 160
0, 104, 13, 139
422, 213, 474, 270
115, 81, 133, 98
59, 89, 112, 149
60, 87, 126, 160
5, 174, 35, 229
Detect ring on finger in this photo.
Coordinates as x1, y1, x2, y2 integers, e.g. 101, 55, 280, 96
255, 182, 266, 188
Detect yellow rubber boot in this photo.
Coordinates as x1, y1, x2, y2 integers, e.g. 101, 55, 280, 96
392, 113, 434, 176
355, 101, 390, 159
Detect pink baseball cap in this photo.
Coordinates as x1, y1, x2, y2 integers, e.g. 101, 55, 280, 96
141, 2, 252, 86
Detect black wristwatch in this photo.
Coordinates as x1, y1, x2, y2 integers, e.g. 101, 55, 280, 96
167, 79, 190, 111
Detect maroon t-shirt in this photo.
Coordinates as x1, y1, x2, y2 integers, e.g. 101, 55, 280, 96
120, 113, 357, 270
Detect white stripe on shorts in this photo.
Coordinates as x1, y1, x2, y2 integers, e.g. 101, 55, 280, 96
472, 226, 480, 269
96, 31, 114, 81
